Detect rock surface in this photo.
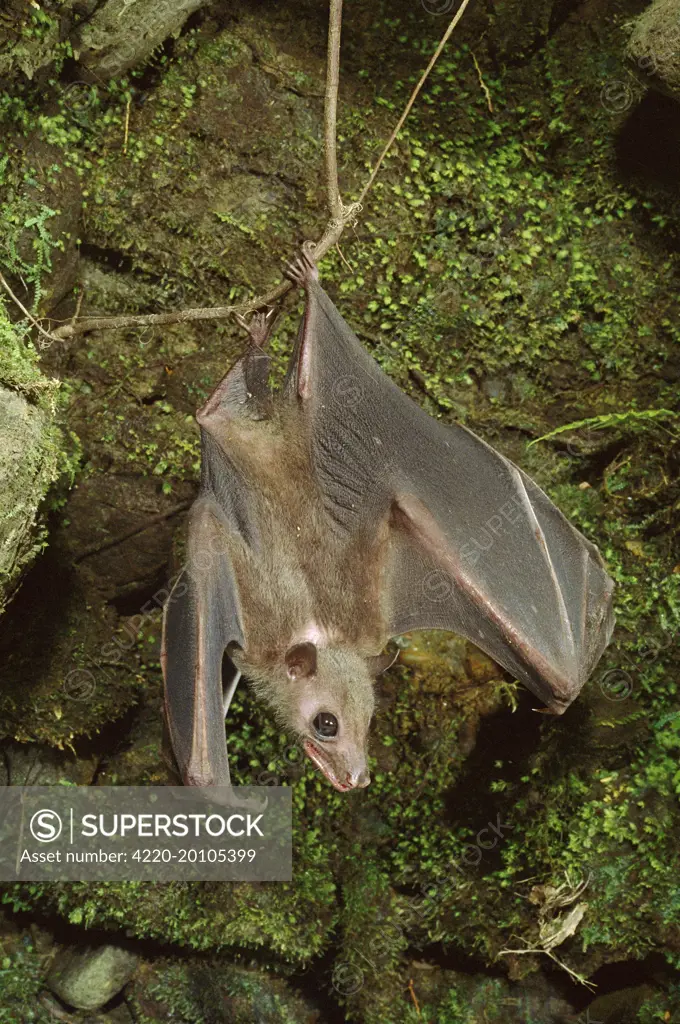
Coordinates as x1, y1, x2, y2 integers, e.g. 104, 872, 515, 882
0, 308, 67, 615
627, 0, 680, 101
0, 386, 56, 607
76, 0, 211, 79
0, 0, 211, 83
47, 944, 138, 1011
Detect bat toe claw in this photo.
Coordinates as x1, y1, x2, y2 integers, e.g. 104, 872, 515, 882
285, 249, 319, 288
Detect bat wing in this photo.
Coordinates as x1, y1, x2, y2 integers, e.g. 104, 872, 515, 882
161, 342, 268, 785
289, 261, 614, 713
161, 497, 245, 785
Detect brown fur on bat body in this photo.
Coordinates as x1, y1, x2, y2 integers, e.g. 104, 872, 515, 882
161, 253, 615, 793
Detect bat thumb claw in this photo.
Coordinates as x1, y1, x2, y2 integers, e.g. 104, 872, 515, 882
234, 309, 276, 348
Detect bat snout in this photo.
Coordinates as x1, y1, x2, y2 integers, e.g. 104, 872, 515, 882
303, 739, 370, 792
348, 767, 371, 789
334, 765, 371, 792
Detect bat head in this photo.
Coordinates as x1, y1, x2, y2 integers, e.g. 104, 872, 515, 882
284, 642, 376, 793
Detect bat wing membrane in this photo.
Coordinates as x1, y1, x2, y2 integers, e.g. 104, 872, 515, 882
161, 347, 269, 786
161, 497, 246, 785
295, 277, 614, 712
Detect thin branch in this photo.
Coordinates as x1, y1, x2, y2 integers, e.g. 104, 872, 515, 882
73, 501, 192, 564
407, 978, 421, 1017
309, 0, 363, 260
497, 946, 596, 992
356, 0, 474, 207
46, 0, 470, 342
53, 293, 290, 341
471, 51, 493, 113
123, 94, 131, 154
325, 0, 343, 220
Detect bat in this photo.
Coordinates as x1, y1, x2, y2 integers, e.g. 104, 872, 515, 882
161, 251, 615, 792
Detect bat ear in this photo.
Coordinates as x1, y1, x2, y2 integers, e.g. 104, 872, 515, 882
285, 642, 318, 680
367, 643, 399, 677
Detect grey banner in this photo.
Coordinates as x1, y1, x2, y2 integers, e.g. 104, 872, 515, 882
0, 787, 291, 881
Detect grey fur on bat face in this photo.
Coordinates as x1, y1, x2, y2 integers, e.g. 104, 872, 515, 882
161, 253, 615, 794
233, 643, 376, 791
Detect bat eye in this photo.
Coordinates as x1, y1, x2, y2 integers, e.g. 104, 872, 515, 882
313, 711, 338, 739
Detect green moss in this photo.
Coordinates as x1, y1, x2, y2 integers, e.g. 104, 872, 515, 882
130, 958, 318, 1024
636, 981, 680, 1021
0, 944, 52, 1024
0, 300, 58, 399
0, 5, 72, 82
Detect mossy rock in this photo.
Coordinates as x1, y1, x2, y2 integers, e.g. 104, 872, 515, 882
0, 0, 86, 83
0, 136, 82, 316
627, 0, 680, 102
3, 871, 337, 962
0, 304, 75, 615
46, 943, 138, 1011
76, 0, 211, 80
0, 0, 209, 86
130, 957, 324, 1024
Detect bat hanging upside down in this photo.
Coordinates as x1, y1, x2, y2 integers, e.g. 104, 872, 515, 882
161, 251, 615, 792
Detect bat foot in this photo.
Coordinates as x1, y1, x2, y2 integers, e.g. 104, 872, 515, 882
285, 249, 319, 289
234, 308, 276, 348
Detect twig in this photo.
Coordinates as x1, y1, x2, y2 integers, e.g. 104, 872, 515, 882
71, 286, 84, 327
48, 0, 471, 341
123, 94, 131, 154
310, 0, 362, 259
0, 271, 61, 347
335, 242, 353, 272
52, 298, 290, 340
497, 946, 597, 992
355, 0, 474, 207
73, 501, 192, 564
471, 51, 493, 113
407, 978, 421, 1016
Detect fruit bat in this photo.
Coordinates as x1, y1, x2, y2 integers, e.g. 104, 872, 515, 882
161, 252, 615, 793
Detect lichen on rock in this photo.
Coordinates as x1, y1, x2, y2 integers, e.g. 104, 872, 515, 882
0, 304, 72, 615
76, 0, 211, 79
627, 0, 680, 102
